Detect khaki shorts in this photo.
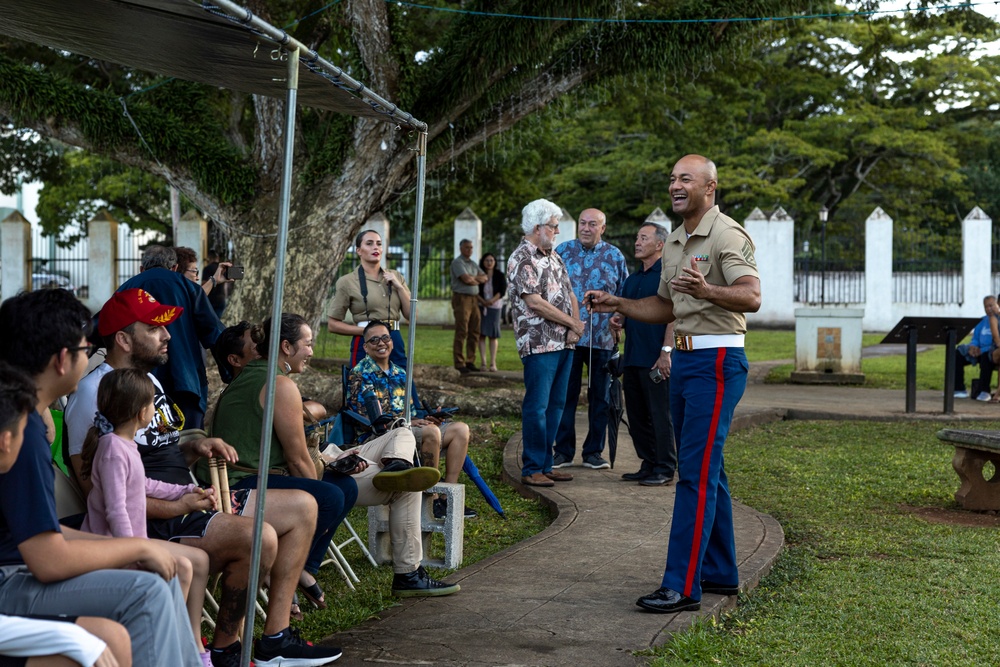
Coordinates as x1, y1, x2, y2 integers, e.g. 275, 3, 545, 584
410, 420, 455, 449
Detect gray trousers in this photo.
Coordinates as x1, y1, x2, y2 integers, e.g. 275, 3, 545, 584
0, 567, 200, 667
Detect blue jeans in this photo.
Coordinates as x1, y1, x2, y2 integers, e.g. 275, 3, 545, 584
554, 346, 614, 460
520, 349, 573, 477
233, 472, 358, 574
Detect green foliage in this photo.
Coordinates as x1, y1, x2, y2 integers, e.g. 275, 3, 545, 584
651, 419, 1000, 666
426, 4, 1000, 251
0, 56, 257, 205
36, 150, 172, 242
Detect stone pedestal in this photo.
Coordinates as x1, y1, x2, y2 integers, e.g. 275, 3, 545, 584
790, 307, 865, 384
1, 210, 31, 301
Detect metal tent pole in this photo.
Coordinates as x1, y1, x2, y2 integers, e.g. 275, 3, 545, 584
403, 132, 428, 421
240, 45, 299, 667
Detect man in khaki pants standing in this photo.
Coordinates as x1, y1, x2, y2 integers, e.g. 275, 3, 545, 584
451, 239, 488, 373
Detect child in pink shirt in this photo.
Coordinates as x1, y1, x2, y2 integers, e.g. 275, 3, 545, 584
80, 368, 214, 667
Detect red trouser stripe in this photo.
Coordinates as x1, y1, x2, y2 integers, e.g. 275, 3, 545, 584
684, 347, 727, 594
350, 335, 364, 367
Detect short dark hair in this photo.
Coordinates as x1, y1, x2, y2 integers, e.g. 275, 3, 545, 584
362, 320, 391, 340
251, 313, 309, 358
173, 247, 197, 272
213, 321, 252, 383
0, 290, 92, 376
0, 361, 37, 434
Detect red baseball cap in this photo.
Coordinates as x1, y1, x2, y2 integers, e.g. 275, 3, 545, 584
98, 288, 183, 336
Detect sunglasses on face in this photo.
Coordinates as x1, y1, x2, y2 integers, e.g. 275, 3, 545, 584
365, 334, 392, 346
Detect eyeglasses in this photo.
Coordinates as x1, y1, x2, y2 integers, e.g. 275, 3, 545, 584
365, 334, 392, 346
540, 223, 559, 231
185, 268, 199, 276
68, 343, 96, 356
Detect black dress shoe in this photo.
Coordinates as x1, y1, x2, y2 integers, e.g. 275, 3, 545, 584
621, 469, 651, 481
635, 587, 700, 613
639, 473, 673, 486
701, 580, 740, 596
392, 566, 461, 597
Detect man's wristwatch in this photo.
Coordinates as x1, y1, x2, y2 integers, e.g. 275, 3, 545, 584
661, 345, 673, 354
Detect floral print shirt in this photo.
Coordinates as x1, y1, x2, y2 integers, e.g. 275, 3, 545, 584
346, 355, 410, 443
506, 237, 576, 358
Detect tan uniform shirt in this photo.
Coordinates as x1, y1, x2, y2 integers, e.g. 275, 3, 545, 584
657, 206, 758, 336
327, 268, 407, 322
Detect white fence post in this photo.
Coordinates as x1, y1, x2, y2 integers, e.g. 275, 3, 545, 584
1, 210, 31, 301
453, 208, 482, 262
865, 207, 893, 331
176, 209, 207, 265
645, 207, 672, 233
86, 210, 119, 313
746, 207, 794, 326
962, 206, 992, 311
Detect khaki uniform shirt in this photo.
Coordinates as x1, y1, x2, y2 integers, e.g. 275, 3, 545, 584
657, 206, 758, 336
327, 268, 407, 322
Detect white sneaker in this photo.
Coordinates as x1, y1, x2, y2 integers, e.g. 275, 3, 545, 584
976, 391, 992, 401
954, 390, 969, 399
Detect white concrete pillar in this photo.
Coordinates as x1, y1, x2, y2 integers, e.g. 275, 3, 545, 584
865, 207, 893, 331
551, 207, 576, 249
362, 211, 391, 269
645, 207, 672, 233
453, 208, 483, 262
1, 210, 31, 302
86, 210, 119, 313
176, 209, 207, 263
962, 206, 992, 310
745, 207, 794, 327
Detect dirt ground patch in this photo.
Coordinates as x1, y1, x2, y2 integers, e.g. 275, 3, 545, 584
899, 503, 1000, 527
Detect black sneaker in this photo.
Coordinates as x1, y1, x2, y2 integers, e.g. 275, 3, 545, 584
433, 497, 478, 519
208, 640, 245, 667
391, 565, 461, 597
254, 627, 342, 666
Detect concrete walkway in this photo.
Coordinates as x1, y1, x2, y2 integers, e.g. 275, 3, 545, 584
327, 358, 1000, 666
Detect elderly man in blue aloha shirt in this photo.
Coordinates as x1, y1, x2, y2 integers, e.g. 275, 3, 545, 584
552, 208, 629, 470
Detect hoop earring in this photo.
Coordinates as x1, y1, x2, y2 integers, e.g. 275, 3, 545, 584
283, 361, 292, 373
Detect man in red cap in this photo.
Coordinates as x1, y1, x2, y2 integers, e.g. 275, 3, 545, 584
118, 245, 224, 430
65, 289, 340, 667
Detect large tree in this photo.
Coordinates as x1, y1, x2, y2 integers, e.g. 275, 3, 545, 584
0, 0, 821, 320
430, 4, 1000, 257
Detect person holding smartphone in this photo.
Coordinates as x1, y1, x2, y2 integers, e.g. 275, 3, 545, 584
609, 223, 677, 487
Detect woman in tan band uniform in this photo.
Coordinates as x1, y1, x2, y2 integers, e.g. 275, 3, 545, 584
327, 230, 414, 370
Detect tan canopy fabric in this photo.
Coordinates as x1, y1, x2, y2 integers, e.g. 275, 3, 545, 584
0, 0, 425, 130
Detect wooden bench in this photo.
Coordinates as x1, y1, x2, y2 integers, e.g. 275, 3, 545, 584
936, 429, 1000, 510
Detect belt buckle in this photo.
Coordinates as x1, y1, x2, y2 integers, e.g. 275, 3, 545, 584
674, 334, 692, 351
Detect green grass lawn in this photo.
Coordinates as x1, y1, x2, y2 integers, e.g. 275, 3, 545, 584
316, 327, 852, 369
764, 333, 966, 391
650, 420, 1000, 667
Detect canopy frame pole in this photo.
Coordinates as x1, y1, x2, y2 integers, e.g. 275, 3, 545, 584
403, 131, 428, 424
240, 44, 300, 667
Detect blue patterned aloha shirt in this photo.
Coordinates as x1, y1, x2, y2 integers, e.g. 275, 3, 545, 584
555, 238, 629, 350
346, 355, 412, 443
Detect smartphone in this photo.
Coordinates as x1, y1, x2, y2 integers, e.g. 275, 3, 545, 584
427, 410, 452, 421
225, 265, 245, 280
649, 368, 663, 384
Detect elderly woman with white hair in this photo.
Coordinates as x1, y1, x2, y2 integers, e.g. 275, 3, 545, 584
505, 199, 586, 488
